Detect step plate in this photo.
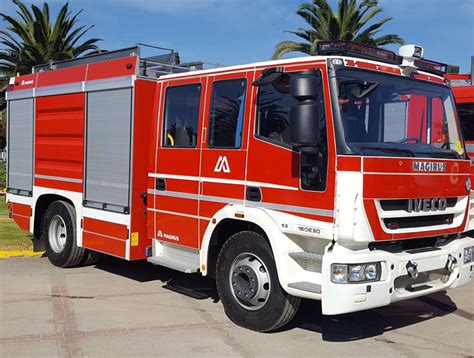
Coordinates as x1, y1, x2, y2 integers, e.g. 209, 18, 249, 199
147, 243, 200, 273
289, 251, 323, 273
288, 281, 322, 294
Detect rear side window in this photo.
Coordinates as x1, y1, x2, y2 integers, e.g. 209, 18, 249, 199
163, 84, 201, 148
256, 74, 298, 147
208, 79, 247, 148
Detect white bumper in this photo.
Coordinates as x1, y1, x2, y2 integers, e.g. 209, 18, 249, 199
320, 236, 474, 315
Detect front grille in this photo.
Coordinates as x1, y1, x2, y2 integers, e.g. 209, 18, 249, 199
380, 198, 457, 211
384, 214, 454, 229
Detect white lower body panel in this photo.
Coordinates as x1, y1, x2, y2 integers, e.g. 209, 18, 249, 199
317, 236, 474, 315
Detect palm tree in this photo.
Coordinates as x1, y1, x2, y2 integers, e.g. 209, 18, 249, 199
0, 0, 100, 89
273, 0, 405, 59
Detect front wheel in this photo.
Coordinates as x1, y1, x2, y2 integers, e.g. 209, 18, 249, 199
216, 231, 300, 332
42, 200, 85, 268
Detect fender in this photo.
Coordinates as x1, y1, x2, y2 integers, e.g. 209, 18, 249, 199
199, 204, 332, 292
32, 187, 84, 244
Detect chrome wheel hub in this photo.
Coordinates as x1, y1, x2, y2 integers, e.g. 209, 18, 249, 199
48, 215, 67, 254
229, 253, 271, 311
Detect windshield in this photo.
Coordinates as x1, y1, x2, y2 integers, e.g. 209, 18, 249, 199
335, 69, 465, 159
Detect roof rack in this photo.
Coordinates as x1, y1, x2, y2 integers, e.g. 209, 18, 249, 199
316, 41, 447, 76
32, 43, 209, 77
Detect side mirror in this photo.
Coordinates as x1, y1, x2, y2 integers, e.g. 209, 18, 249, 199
289, 70, 321, 148
290, 102, 320, 147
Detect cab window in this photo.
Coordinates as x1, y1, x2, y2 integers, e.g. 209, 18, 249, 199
256, 74, 298, 147
208, 79, 247, 148
163, 84, 201, 148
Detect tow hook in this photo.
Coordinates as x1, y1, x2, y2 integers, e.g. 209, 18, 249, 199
406, 261, 419, 279
446, 255, 457, 273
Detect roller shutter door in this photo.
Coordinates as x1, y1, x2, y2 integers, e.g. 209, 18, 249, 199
8, 98, 34, 195
84, 88, 132, 213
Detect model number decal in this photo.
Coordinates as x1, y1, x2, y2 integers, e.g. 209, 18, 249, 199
297, 225, 322, 235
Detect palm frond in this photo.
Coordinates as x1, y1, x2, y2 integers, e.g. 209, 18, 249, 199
273, 0, 404, 58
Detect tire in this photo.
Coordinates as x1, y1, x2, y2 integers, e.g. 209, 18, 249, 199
41, 200, 85, 268
80, 249, 102, 266
216, 231, 300, 332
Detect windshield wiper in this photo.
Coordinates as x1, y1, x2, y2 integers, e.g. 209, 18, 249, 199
358, 145, 415, 157
427, 146, 462, 159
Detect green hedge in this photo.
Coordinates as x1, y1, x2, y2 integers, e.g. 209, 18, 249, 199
0, 162, 5, 190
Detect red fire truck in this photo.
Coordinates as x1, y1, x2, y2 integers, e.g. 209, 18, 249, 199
6, 42, 474, 332
446, 61, 474, 157
445, 59, 474, 232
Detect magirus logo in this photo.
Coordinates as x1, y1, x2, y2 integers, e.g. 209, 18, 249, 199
412, 161, 446, 172
157, 230, 179, 241
214, 156, 230, 173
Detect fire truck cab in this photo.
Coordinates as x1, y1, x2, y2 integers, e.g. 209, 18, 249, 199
5, 42, 474, 332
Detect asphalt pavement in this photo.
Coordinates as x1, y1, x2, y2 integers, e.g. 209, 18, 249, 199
0, 256, 472, 357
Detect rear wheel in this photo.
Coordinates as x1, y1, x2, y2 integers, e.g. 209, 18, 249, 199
216, 231, 300, 332
42, 200, 85, 268
81, 249, 102, 266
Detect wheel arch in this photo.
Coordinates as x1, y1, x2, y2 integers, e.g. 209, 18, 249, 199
200, 205, 300, 283
204, 217, 268, 278
33, 194, 75, 240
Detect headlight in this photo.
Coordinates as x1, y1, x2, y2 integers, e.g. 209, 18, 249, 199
350, 265, 365, 282
464, 247, 473, 264
365, 263, 378, 280
331, 262, 381, 283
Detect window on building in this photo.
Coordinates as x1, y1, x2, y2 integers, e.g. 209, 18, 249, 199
163, 84, 201, 148
208, 79, 247, 148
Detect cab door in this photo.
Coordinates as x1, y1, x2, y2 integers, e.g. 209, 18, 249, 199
199, 71, 253, 241
246, 63, 336, 225
152, 77, 206, 249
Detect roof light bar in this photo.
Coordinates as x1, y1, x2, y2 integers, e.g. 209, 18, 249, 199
317, 41, 401, 65
317, 41, 447, 76
414, 59, 447, 76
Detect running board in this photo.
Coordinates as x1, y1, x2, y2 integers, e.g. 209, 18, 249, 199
147, 243, 200, 273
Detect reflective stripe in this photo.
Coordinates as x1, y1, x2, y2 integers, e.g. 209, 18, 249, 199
84, 76, 135, 92
149, 190, 197, 200
201, 194, 243, 205
6, 89, 34, 100
249, 202, 334, 217
148, 173, 298, 191
147, 189, 333, 218
148, 208, 210, 221
35, 174, 83, 184
5, 76, 135, 100
147, 189, 243, 205
36, 82, 83, 97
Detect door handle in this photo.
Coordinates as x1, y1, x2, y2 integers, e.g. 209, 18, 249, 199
156, 178, 166, 191
246, 186, 262, 202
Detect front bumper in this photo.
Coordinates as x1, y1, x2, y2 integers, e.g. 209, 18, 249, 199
320, 236, 474, 315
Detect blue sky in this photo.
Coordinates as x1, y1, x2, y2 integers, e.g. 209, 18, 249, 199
1, 0, 473, 71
